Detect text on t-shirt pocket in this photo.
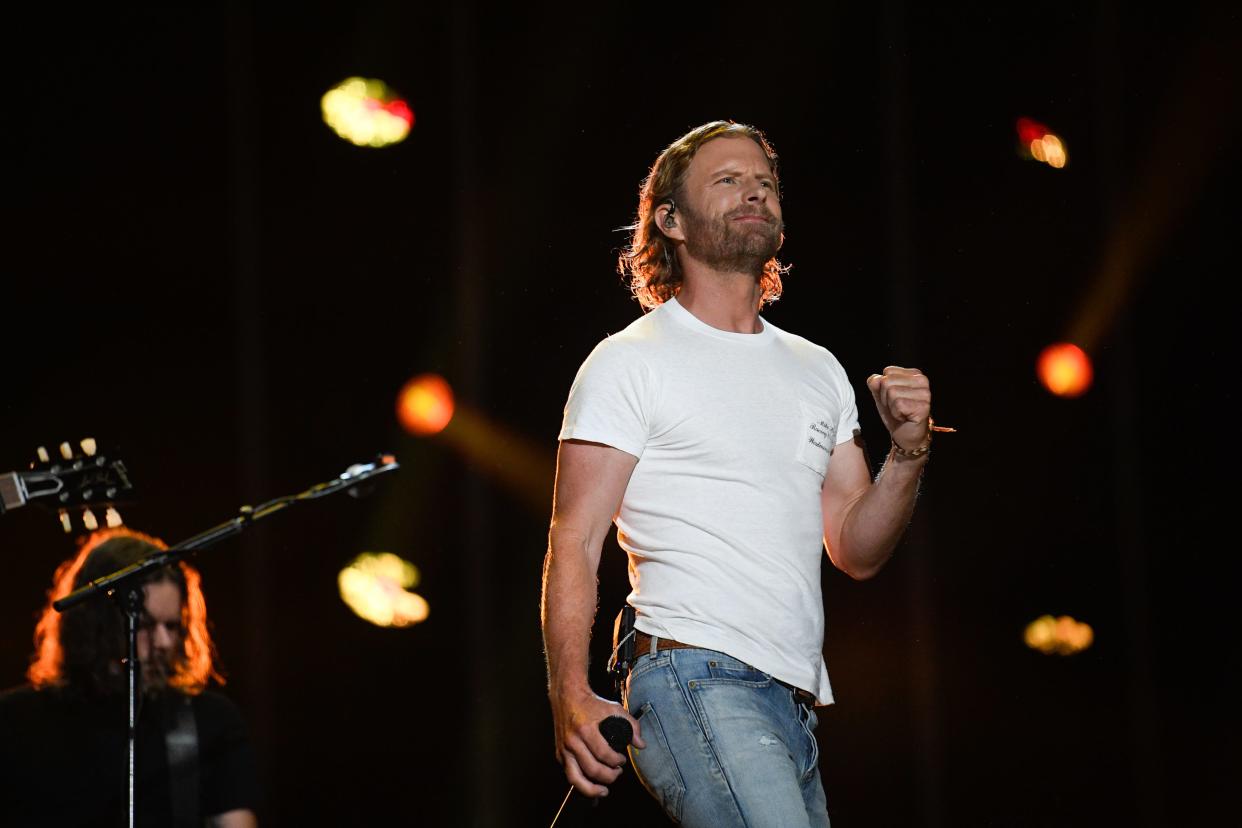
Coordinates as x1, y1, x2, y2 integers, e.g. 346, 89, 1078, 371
795, 400, 836, 478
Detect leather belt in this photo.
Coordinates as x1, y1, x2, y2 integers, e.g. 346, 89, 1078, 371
633, 630, 698, 653
632, 631, 816, 707
779, 680, 818, 708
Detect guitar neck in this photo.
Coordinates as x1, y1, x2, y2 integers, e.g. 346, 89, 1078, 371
2, 442, 133, 530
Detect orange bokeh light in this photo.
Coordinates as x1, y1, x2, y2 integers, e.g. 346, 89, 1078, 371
1024, 614, 1094, 655
397, 374, 454, 435
1037, 343, 1093, 398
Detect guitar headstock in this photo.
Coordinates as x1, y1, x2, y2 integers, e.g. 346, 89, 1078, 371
1, 438, 134, 532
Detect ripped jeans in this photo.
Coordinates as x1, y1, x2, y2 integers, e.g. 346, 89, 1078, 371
625, 645, 830, 828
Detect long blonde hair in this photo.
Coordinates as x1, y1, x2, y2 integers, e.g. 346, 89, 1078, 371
619, 121, 787, 311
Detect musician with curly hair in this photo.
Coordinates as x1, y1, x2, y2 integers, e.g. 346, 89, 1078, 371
542, 121, 936, 826
0, 528, 260, 827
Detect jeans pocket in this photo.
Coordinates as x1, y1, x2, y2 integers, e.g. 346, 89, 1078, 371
705, 655, 770, 685
629, 701, 687, 823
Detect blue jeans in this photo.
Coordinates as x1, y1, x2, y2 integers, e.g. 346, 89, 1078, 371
625, 645, 830, 828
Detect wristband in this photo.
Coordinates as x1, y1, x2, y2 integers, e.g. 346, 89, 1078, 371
891, 417, 954, 459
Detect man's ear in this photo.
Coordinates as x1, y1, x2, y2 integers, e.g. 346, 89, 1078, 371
654, 202, 686, 242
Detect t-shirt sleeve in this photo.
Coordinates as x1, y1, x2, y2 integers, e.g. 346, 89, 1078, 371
559, 337, 650, 459
832, 357, 860, 446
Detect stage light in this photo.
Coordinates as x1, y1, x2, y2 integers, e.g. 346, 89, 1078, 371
397, 374, 454, 436
1030, 134, 1067, 168
1037, 343, 1093, 398
321, 77, 414, 148
1024, 614, 1093, 655
338, 551, 429, 628
1016, 117, 1068, 169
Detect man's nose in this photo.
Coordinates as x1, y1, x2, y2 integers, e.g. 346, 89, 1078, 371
745, 181, 768, 203
154, 625, 176, 650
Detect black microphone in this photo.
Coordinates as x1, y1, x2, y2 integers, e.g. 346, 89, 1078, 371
598, 715, 633, 753
549, 716, 635, 828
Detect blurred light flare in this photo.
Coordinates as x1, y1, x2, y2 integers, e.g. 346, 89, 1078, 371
1030, 134, 1067, 168
1024, 614, 1094, 655
435, 405, 558, 514
321, 77, 413, 148
391, 373, 555, 513
397, 374, 455, 435
1037, 343, 1093, 398
1016, 117, 1068, 169
1066, 35, 1236, 353
338, 552, 429, 628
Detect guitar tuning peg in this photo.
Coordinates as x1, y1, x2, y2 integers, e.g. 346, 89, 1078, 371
80, 438, 97, 457
105, 507, 122, 528
59, 509, 72, 533
37, 446, 50, 464
82, 509, 99, 531
59, 442, 73, 461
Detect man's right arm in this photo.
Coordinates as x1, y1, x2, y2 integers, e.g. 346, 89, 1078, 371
541, 438, 645, 797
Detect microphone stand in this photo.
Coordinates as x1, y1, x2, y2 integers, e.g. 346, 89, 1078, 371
53, 454, 399, 828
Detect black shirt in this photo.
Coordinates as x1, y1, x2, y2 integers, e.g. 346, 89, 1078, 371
0, 685, 259, 827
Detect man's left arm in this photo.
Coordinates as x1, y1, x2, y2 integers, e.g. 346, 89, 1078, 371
821, 366, 932, 580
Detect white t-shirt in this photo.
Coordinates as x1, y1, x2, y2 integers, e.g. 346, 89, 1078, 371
559, 297, 859, 704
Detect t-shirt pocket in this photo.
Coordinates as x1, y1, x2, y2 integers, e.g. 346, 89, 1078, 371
795, 400, 836, 478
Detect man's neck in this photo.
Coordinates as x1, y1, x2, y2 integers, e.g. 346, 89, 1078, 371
676, 265, 764, 334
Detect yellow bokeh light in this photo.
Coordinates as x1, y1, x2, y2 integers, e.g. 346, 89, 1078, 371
1027, 133, 1067, 169
1041, 134, 1067, 168
1024, 614, 1094, 655
397, 374, 455, 436
1037, 342, 1093, 398
321, 76, 413, 148
338, 552, 429, 628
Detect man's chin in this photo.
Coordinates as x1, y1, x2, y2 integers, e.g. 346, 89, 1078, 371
730, 243, 780, 269
141, 666, 174, 695
141, 679, 169, 696
688, 230, 779, 273
706, 254, 775, 276
731, 228, 780, 260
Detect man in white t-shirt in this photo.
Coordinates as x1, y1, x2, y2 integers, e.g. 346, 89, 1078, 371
541, 121, 936, 827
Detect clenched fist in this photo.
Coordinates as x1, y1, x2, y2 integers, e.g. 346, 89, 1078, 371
866, 366, 932, 454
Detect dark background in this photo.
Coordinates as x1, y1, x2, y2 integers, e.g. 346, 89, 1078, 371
3, 1, 1238, 825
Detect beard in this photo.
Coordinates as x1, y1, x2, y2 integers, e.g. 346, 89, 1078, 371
679, 203, 782, 275
140, 650, 177, 695
144, 661, 169, 691
105, 650, 176, 696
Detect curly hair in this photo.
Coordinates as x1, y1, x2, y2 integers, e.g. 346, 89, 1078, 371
28, 527, 223, 696
619, 120, 787, 311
